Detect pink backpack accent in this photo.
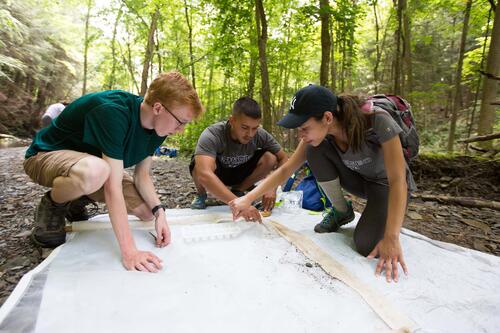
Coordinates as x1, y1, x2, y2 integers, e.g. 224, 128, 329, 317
365, 94, 420, 162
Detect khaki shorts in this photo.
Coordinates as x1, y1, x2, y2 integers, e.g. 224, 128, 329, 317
23, 150, 144, 210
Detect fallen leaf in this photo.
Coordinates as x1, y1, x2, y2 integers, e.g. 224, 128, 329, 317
407, 211, 423, 220
460, 219, 491, 234
473, 239, 489, 252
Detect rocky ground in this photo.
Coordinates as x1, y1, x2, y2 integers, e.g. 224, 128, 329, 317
0, 146, 499, 307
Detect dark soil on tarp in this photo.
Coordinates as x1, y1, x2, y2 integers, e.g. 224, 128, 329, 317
0, 147, 499, 307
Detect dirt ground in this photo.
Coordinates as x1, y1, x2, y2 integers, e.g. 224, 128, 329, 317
0, 147, 499, 306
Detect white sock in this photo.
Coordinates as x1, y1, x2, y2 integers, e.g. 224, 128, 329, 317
318, 179, 348, 212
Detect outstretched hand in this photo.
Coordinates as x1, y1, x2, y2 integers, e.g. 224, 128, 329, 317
229, 196, 252, 220
368, 237, 408, 283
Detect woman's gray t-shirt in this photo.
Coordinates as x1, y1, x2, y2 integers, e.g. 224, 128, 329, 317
330, 110, 417, 191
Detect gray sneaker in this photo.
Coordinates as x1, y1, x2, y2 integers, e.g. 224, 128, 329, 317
65, 195, 98, 222
31, 191, 69, 248
314, 201, 355, 233
190, 194, 207, 209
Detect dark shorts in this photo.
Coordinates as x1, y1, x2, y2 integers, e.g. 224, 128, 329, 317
189, 149, 267, 187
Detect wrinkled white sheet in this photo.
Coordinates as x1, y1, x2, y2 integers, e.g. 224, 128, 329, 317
0, 206, 499, 333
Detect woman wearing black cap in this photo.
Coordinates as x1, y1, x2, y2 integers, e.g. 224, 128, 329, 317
229, 84, 416, 283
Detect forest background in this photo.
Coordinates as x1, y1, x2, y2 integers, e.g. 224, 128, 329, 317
0, 0, 498, 154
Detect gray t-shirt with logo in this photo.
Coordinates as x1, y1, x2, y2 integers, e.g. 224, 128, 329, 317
330, 110, 417, 191
195, 121, 282, 168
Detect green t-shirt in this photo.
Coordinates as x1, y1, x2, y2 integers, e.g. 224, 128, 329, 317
26, 90, 165, 168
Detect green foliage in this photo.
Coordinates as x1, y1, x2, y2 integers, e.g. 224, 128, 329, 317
1, 0, 495, 152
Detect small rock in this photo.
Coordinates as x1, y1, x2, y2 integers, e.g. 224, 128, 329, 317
439, 176, 453, 182
41, 248, 53, 259
460, 219, 491, 234
14, 230, 31, 238
5, 275, 19, 284
407, 211, 423, 220
1, 256, 31, 270
486, 243, 497, 251
473, 240, 489, 252
305, 262, 313, 268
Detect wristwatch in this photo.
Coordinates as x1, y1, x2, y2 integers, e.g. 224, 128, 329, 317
151, 204, 166, 217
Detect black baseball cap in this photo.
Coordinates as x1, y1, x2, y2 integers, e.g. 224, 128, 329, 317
277, 84, 337, 129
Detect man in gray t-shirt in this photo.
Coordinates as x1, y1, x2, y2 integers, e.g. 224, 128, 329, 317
189, 97, 288, 220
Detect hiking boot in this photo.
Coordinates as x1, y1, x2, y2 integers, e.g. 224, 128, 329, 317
65, 195, 98, 222
314, 201, 355, 233
190, 194, 207, 209
31, 191, 69, 248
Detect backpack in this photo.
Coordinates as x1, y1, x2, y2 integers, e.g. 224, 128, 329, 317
366, 94, 419, 162
283, 165, 331, 211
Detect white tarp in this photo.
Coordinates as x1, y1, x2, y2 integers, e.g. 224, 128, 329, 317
0, 206, 499, 333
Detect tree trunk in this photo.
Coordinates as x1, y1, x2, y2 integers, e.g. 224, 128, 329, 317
477, 3, 500, 149
140, 9, 159, 96
402, 0, 412, 98
255, 0, 272, 132
207, 60, 214, 110
108, 5, 123, 90
247, 52, 257, 98
447, 0, 472, 152
82, 0, 92, 96
319, 0, 331, 87
155, 24, 162, 73
393, 0, 403, 95
372, 0, 381, 92
346, 23, 354, 91
184, 0, 196, 90
445, 17, 457, 119
467, 8, 492, 139
341, 24, 346, 92
330, 20, 336, 92
122, 37, 140, 93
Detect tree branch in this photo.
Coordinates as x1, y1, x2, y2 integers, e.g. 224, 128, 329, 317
412, 193, 500, 210
458, 132, 500, 143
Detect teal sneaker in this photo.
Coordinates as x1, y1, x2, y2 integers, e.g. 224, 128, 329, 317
314, 201, 355, 233
190, 194, 207, 209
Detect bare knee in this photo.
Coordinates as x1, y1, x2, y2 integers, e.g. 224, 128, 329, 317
257, 152, 277, 170
72, 157, 111, 195
130, 203, 154, 221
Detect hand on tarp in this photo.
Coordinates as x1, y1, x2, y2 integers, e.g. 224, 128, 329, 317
154, 211, 171, 248
240, 206, 262, 223
229, 197, 262, 223
122, 249, 163, 273
229, 196, 250, 220
261, 189, 277, 212
368, 237, 408, 283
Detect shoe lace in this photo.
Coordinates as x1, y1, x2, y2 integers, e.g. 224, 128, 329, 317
320, 208, 336, 225
86, 201, 99, 218
72, 196, 98, 218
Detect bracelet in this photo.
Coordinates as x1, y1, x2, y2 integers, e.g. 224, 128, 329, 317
151, 204, 166, 217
